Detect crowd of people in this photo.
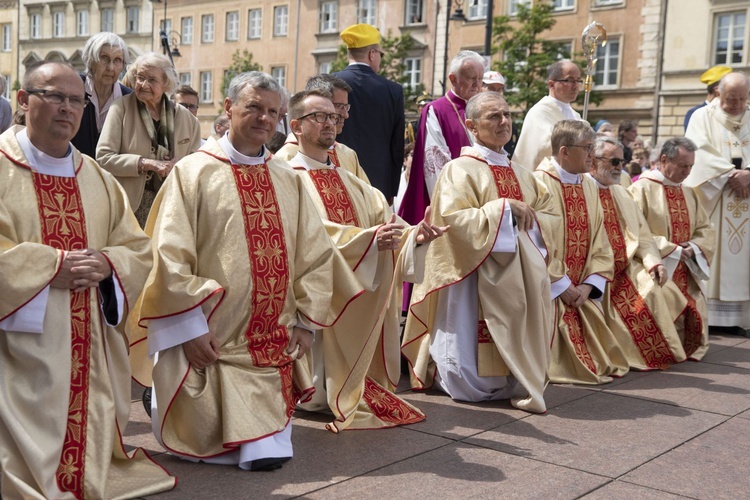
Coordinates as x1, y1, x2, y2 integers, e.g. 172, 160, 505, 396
1, 23, 748, 499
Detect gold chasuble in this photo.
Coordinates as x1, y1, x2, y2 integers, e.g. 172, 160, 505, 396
275, 133, 371, 184
629, 171, 715, 360
402, 146, 557, 413
290, 153, 424, 432
0, 127, 174, 499
596, 183, 687, 370
132, 138, 362, 459
535, 159, 628, 385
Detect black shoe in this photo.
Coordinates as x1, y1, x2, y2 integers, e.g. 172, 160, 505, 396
142, 388, 152, 418
249, 457, 291, 471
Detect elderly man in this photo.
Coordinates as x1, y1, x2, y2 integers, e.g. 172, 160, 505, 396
535, 120, 628, 384
334, 24, 404, 201
630, 138, 715, 359
399, 50, 486, 225
0, 61, 174, 498
684, 65, 732, 131
402, 92, 557, 412
276, 74, 370, 183
588, 137, 687, 370
514, 60, 582, 171
685, 72, 750, 334
133, 72, 362, 471
286, 89, 444, 431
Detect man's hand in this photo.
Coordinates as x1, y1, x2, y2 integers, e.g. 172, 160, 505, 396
376, 213, 405, 251
728, 170, 750, 199
508, 199, 535, 232
649, 264, 668, 286
286, 327, 313, 360
51, 249, 113, 292
572, 283, 593, 308
560, 284, 582, 307
415, 206, 450, 245
183, 332, 221, 369
679, 242, 695, 262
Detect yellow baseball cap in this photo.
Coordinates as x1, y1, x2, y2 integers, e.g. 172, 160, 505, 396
341, 24, 381, 49
700, 65, 732, 85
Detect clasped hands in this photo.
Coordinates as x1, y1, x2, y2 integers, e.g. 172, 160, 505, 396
679, 242, 695, 262
560, 283, 593, 309
50, 249, 112, 293
143, 157, 175, 178
376, 207, 449, 251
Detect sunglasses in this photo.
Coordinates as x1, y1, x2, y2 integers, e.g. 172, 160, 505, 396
596, 157, 624, 167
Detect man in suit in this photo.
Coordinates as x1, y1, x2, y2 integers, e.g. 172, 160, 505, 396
683, 65, 732, 131
334, 24, 405, 203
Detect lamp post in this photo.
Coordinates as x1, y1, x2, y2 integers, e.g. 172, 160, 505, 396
443, 0, 466, 94
484, 0, 494, 58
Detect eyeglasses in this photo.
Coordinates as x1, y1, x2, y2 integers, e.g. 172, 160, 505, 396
178, 102, 199, 111
135, 74, 162, 86
299, 111, 341, 125
596, 156, 625, 167
553, 78, 584, 85
371, 49, 385, 57
333, 103, 351, 112
568, 143, 595, 153
25, 89, 88, 110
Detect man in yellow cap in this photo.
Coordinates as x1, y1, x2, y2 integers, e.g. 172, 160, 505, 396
683, 65, 732, 131
334, 24, 405, 205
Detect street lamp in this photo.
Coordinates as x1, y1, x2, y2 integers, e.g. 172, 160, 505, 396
442, 0, 466, 94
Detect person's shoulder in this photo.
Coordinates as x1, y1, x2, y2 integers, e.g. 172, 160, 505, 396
119, 83, 134, 95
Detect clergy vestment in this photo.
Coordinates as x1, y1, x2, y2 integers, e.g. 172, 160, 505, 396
0, 126, 175, 499
289, 152, 425, 432
535, 158, 628, 385
514, 96, 582, 172
592, 177, 688, 370
629, 170, 715, 360
402, 145, 556, 413
685, 100, 750, 328
131, 137, 362, 465
275, 133, 371, 184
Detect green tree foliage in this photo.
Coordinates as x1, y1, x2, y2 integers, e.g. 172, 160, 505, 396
221, 49, 263, 99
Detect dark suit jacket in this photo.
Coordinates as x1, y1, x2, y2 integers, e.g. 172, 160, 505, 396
683, 101, 707, 132
71, 77, 133, 158
334, 64, 405, 199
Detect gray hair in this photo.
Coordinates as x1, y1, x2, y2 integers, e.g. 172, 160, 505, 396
126, 52, 178, 94
718, 72, 750, 94
465, 91, 505, 121
594, 136, 624, 157
448, 50, 485, 77
548, 60, 577, 81
226, 71, 281, 103
661, 137, 697, 161
305, 73, 352, 94
82, 32, 129, 77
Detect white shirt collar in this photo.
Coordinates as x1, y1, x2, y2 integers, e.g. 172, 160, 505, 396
551, 157, 582, 184
473, 143, 509, 166
85, 78, 122, 133
291, 151, 332, 170
16, 128, 74, 177
649, 168, 682, 187
218, 135, 266, 165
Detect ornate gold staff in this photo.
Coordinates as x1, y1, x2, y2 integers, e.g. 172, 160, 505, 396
580, 22, 607, 121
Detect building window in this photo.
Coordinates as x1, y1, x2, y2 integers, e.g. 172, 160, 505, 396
101, 9, 114, 32
179, 72, 192, 86
30, 13, 41, 39
160, 19, 171, 34
200, 71, 212, 102
126, 6, 140, 33
405, 0, 424, 24
556, 41, 573, 60
468, 0, 487, 20
181, 17, 193, 44
274, 6, 288, 36
319, 2, 337, 33
77, 10, 89, 36
226, 11, 239, 41
271, 66, 286, 88
714, 11, 746, 65
404, 57, 422, 90
594, 36, 619, 86
594, 0, 623, 5
554, 0, 575, 11
53, 12, 65, 38
202, 14, 214, 43
319, 61, 332, 74
2, 24, 10, 52
357, 0, 376, 25
509, 0, 529, 15
248, 9, 262, 39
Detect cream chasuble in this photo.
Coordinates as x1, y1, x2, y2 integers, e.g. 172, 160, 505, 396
0, 126, 174, 499
685, 100, 750, 328
289, 152, 425, 432
535, 159, 628, 385
402, 145, 557, 413
131, 137, 362, 460
629, 170, 715, 360
514, 96, 582, 171
276, 133, 371, 184
592, 178, 688, 370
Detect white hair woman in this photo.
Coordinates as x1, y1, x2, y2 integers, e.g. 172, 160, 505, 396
97, 52, 201, 226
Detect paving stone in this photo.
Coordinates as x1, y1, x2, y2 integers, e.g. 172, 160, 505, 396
123, 402, 164, 455
701, 339, 750, 371
581, 480, 690, 499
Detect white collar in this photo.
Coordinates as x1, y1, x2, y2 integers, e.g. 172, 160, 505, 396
473, 143, 509, 166
16, 128, 75, 177
649, 168, 682, 187
586, 172, 609, 189
291, 151, 332, 170
218, 135, 266, 165
551, 157, 582, 184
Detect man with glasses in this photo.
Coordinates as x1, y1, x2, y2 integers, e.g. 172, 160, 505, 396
286, 89, 444, 431
535, 120, 628, 385
276, 74, 370, 183
630, 137, 715, 360
171, 84, 200, 117
515, 60, 583, 172
588, 137, 688, 371
334, 23, 404, 203
0, 61, 175, 498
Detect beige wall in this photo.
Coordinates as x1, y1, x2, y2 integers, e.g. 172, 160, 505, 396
0, 2, 18, 111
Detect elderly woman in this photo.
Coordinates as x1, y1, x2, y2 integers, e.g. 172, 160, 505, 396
72, 32, 131, 157
97, 52, 201, 225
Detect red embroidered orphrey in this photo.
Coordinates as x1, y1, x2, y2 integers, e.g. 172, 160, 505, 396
31, 173, 91, 499
327, 147, 341, 168
307, 169, 361, 227
599, 189, 677, 368
664, 185, 703, 358
362, 377, 424, 425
